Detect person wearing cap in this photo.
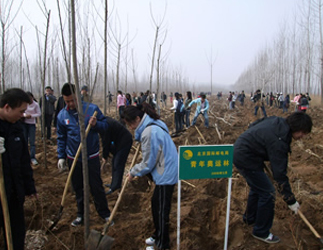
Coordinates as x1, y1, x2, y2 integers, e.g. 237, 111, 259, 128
40, 86, 57, 140
81, 85, 91, 103
188, 93, 209, 128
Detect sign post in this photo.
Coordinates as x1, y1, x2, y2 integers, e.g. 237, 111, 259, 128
177, 145, 233, 250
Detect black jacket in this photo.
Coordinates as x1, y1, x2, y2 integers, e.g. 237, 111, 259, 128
0, 120, 36, 204
233, 116, 296, 205
100, 117, 133, 159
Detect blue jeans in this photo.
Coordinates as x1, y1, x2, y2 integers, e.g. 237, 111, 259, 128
191, 110, 209, 128
236, 167, 276, 237
185, 109, 191, 127
254, 105, 267, 117
23, 123, 36, 159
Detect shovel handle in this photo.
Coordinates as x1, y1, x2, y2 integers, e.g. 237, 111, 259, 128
61, 111, 98, 207
102, 143, 141, 234
0, 156, 13, 250
298, 210, 322, 239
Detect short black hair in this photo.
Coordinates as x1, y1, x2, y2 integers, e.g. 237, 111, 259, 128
0, 88, 30, 108
286, 111, 313, 134
61, 83, 75, 96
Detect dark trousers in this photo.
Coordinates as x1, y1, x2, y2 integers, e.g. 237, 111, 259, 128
68, 157, 110, 219
185, 109, 191, 128
174, 112, 183, 133
110, 145, 132, 191
45, 114, 53, 139
152, 184, 175, 249
118, 106, 125, 126
0, 197, 25, 250
236, 167, 276, 237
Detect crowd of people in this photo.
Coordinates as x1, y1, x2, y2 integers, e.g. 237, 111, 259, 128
0, 85, 315, 250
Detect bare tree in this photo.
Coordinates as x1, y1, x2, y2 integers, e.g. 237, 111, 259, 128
205, 47, 217, 95
70, 0, 90, 239
0, 0, 23, 93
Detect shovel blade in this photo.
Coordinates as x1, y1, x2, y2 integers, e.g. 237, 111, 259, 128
86, 229, 114, 250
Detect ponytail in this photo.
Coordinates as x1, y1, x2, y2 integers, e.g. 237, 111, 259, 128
123, 102, 160, 123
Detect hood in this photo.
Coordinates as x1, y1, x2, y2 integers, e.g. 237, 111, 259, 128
135, 114, 169, 141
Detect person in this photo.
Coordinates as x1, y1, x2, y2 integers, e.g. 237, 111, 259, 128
53, 93, 66, 133
231, 91, 237, 109
253, 89, 267, 117
278, 92, 284, 109
283, 94, 290, 113
238, 90, 245, 106
40, 86, 57, 140
299, 94, 309, 112
269, 92, 274, 107
233, 112, 313, 244
184, 91, 192, 128
107, 91, 113, 104
56, 83, 111, 226
227, 91, 233, 109
81, 85, 91, 103
123, 103, 178, 250
117, 90, 126, 125
100, 116, 133, 195
0, 88, 37, 250
125, 93, 132, 106
170, 92, 183, 134
188, 93, 209, 128
22, 92, 41, 165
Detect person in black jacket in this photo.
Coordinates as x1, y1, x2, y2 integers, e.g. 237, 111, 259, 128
233, 112, 312, 244
0, 88, 37, 250
100, 116, 133, 194
40, 86, 57, 140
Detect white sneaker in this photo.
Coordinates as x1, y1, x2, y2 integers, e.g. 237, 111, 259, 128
31, 159, 38, 165
145, 237, 155, 245
146, 246, 154, 250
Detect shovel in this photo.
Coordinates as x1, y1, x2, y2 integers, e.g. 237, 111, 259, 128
298, 210, 323, 248
0, 153, 13, 250
48, 111, 97, 231
86, 144, 141, 250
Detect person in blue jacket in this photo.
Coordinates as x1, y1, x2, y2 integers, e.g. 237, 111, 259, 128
188, 93, 209, 128
123, 103, 178, 250
56, 83, 111, 227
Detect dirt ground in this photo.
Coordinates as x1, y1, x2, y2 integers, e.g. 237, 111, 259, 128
3, 96, 323, 250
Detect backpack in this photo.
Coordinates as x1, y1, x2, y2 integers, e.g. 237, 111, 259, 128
176, 99, 185, 114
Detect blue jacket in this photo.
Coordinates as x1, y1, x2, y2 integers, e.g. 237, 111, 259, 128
57, 102, 108, 160
188, 98, 209, 113
130, 114, 178, 185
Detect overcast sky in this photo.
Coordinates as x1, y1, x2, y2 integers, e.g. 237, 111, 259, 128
17, 0, 300, 87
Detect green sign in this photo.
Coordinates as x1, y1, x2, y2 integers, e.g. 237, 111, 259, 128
179, 145, 233, 180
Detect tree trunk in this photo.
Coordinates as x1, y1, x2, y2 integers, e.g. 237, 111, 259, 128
70, 0, 90, 240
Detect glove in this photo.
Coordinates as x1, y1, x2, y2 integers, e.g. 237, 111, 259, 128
288, 201, 300, 214
201, 109, 205, 114
57, 159, 66, 170
0, 137, 5, 154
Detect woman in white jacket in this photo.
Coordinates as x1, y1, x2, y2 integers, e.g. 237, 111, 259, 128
23, 92, 41, 165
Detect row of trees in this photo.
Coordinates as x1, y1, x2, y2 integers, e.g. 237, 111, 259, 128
0, 0, 202, 109
234, 0, 323, 104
